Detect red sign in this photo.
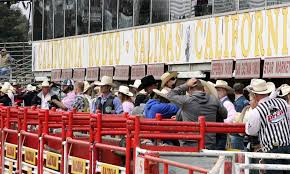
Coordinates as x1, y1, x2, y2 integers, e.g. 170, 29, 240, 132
235, 58, 260, 79
61, 69, 73, 80
263, 57, 290, 78
211, 60, 234, 79
51, 69, 61, 82
100, 66, 114, 78
114, 65, 130, 81
86, 67, 99, 81
131, 65, 146, 80
73, 68, 86, 81
147, 64, 165, 80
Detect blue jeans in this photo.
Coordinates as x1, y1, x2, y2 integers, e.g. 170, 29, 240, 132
0, 67, 10, 75
230, 135, 245, 150
264, 145, 290, 174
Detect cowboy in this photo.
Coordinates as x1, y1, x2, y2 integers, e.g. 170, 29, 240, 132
116, 86, 134, 113
246, 79, 290, 174
31, 80, 60, 109
214, 80, 237, 123
138, 75, 158, 98
72, 81, 90, 112
160, 72, 178, 92
129, 79, 148, 107
52, 79, 76, 111
83, 81, 94, 112
233, 83, 249, 113
0, 86, 12, 106
17, 84, 38, 106
167, 78, 228, 149
277, 84, 290, 105
92, 76, 123, 114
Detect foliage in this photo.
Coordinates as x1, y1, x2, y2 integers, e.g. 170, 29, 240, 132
0, 3, 29, 42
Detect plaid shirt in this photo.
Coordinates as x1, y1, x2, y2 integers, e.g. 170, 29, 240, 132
72, 93, 90, 112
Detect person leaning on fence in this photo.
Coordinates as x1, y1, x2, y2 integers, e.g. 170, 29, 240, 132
71, 81, 90, 112
0, 86, 12, 106
31, 80, 60, 109
144, 88, 179, 119
167, 78, 228, 150
0, 48, 13, 76
92, 76, 123, 114
116, 85, 135, 114
246, 79, 290, 174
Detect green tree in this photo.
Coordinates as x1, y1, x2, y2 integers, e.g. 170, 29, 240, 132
0, 3, 29, 42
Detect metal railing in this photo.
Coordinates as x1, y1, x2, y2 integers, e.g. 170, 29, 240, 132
0, 42, 33, 83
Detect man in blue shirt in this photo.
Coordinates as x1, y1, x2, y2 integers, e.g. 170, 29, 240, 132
233, 83, 249, 113
92, 76, 123, 114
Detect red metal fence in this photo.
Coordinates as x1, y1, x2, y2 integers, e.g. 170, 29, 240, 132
0, 106, 245, 174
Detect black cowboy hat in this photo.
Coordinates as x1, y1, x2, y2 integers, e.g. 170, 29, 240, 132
138, 75, 157, 90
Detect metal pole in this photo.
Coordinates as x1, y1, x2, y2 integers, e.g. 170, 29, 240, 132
102, 0, 104, 31
150, 0, 152, 23
75, 0, 78, 35
52, 0, 55, 38
117, 0, 119, 29
64, 0, 66, 37
88, 0, 91, 33
42, 0, 44, 40
32, 0, 34, 41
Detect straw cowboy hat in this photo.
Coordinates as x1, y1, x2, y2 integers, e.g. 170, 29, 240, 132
153, 88, 170, 100
95, 76, 116, 87
41, 80, 50, 87
277, 84, 290, 97
129, 80, 142, 89
117, 86, 133, 97
26, 84, 36, 92
200, 80, 218, 98
214, 80, 233, 92
160, 72, 178, 88
83, 81, 91, 93
247, 79, 275, 95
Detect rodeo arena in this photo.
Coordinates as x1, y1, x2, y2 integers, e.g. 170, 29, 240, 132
2, 0, 290, 174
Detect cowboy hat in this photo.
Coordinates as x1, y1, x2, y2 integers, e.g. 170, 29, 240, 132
26, 84, 37, 92
200, 80, 218, 98
153, 88, 170, 100
0, 86, 9, 94
83, 81, 91, 93
95, 76, 116, 87
41, 80, 50, 87
138, 75, 157, 90
214, 80, 233, 92
117, 86, 133, 97
2, 82, 15, 93
247, 79, 275, 95
1, 48, 7, 52
277, 84, 290, 97
129, 80, 142, 89
62, 79, 74, 86
160, 72, 178, 88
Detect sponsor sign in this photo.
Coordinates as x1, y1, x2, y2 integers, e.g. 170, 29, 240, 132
24, 148, 37, 165
6, 144, 17, 159
46, 152, 59, 171
135, 156, 145, 174
71, 157, 86, 174
51, 69, 62, 82
86, 67, 100, 81
114, 65, 130, 81
101, 163, 119, 174
100, 66, 114, 78
131, 65, 146, 80
147, 63, 165, 80
73, 68, 86, 81
61, 69, 73, 80
263, 57, 290, 78
211, 59, 234, 79
235, 58, 260, 79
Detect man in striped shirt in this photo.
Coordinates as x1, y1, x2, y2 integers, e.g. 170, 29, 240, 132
246, 79, 290, 174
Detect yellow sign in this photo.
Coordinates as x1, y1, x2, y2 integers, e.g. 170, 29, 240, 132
24, 148, 36, 165
6, 144, 17, 159
71, 157, 86, 174
8, 161, 13, 174
101, 163, 119, 174
46, 152, 59, 171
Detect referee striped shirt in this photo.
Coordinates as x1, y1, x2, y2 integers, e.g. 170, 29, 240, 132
246, 97, 290, 152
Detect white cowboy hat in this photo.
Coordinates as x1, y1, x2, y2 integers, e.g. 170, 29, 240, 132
26, 84, 36, 92
214, 80, 233, 92
2, 82, 15, 93
153, 88, 170, 100
247, 79, 275, 95
129, 80, 142, 89
200, 80, 218, 98
83, 81, 91, 93
160, 72, 178, 88
277, 84, 290, 97
117, 86, 133, 97
95, 76, 116, 87
41, 80, 50, 87
0, 86, 9, 94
